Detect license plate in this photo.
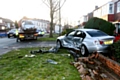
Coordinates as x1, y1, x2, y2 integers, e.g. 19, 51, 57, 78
19, 35, 24, 38
104, 40, 113, 45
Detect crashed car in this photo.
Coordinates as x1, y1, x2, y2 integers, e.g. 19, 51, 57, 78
56, 29, 115, 56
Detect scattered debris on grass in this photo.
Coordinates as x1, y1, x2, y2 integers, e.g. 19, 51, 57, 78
46, 59, 58, 64
30, 46, 59, 54
22, 46, 120, 80
68, 50, 80, 61
25, 54, 35, 58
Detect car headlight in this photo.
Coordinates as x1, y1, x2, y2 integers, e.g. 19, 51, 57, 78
38, 32, 41, 34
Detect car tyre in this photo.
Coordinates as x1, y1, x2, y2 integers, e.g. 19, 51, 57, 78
18, 38, 24, 42
80, 45, 88, 57
56, 40, 62, 48
14, 35, 16, 38
8, 35, 10, 38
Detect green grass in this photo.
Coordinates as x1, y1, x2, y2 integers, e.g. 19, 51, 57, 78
38, 37, 57, 41
38, 33, 60, 41
0, 47, 81, 80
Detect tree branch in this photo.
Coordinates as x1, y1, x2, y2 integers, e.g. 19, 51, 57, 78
54, 0, 66, 12
42, 0, 50, 8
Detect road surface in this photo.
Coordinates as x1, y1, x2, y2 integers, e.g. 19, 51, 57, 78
0, 37, 56, 55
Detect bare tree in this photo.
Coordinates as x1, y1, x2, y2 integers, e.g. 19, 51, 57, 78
42, 0, 66, 37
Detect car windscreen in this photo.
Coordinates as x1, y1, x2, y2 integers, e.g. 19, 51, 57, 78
86, 30, 108, 37
36, 30, 42, 32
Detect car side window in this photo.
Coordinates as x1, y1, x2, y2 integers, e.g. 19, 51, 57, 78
76, 31, 81, 36
75, 31, 86, 38
75, 31, 82, 37
67, 31, 76, 36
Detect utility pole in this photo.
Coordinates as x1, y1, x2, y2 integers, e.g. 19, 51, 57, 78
59, 0, 61, 35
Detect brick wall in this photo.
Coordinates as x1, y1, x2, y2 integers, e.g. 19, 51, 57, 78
97, 54, 120, 76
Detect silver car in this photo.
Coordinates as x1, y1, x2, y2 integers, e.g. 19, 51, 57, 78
56, 29, 115, 56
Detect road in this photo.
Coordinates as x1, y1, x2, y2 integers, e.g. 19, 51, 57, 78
0, 37, 56, 55
0, 37, 16, 48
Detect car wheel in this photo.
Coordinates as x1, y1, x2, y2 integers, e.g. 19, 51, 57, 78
80, 45, 88, 57
8, 34, 10, 38
19, 38, 24, 42
56, 40, 62, 48
8, 35, 10, 38
14, 35, 16, 38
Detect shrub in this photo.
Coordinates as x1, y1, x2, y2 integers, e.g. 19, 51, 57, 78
61, 29, 74, 35
61, 29, 67, 35
111, 40, 120, 63
84, 17, 115, 35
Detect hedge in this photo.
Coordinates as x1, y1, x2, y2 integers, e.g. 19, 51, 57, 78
84, 17, 115, 35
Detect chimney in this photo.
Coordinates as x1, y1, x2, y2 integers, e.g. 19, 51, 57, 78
95, 6, 99, 10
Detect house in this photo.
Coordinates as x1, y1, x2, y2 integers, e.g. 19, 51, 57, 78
0, 17, 14, 31
93, 0, 115, 22
78, 0, 120, 27
54, 25, 63, 33
92, 0, 120, 23
0, 17, 14, 37
78, 15, 88, 28
113, 0, 120, 22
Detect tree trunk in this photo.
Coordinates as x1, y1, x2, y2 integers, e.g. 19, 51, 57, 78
49, 0, 53, 38
49, 21, 53, 37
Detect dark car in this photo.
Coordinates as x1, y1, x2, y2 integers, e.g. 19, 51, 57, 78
7, 29, 17, 38
56, 29, 115, 56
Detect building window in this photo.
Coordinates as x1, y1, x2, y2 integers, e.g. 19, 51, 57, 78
0, 19, 2, 23
109, 4, 113, 13
117, 2, 120, 13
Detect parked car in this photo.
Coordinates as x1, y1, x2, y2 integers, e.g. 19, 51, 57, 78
7, 29, 17, 38
56, 29, 115, 56
36, 30, 45, 36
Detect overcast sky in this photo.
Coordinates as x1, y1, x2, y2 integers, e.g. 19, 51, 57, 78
0, 0, 111, 24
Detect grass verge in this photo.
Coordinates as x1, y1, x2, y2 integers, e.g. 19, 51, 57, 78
38, 33, 60, 41
0, 47, 81, 80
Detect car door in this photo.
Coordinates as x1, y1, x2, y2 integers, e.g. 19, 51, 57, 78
73, 30, 85, 48
64, 30, 76, 47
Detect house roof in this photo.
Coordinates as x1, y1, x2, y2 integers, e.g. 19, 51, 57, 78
3, 18, 14, 23
0, 17, 14, 23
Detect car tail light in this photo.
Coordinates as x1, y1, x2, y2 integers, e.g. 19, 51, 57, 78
34, 33, 38, 36
99, 41, 104, 44
94, 40, 104, 45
